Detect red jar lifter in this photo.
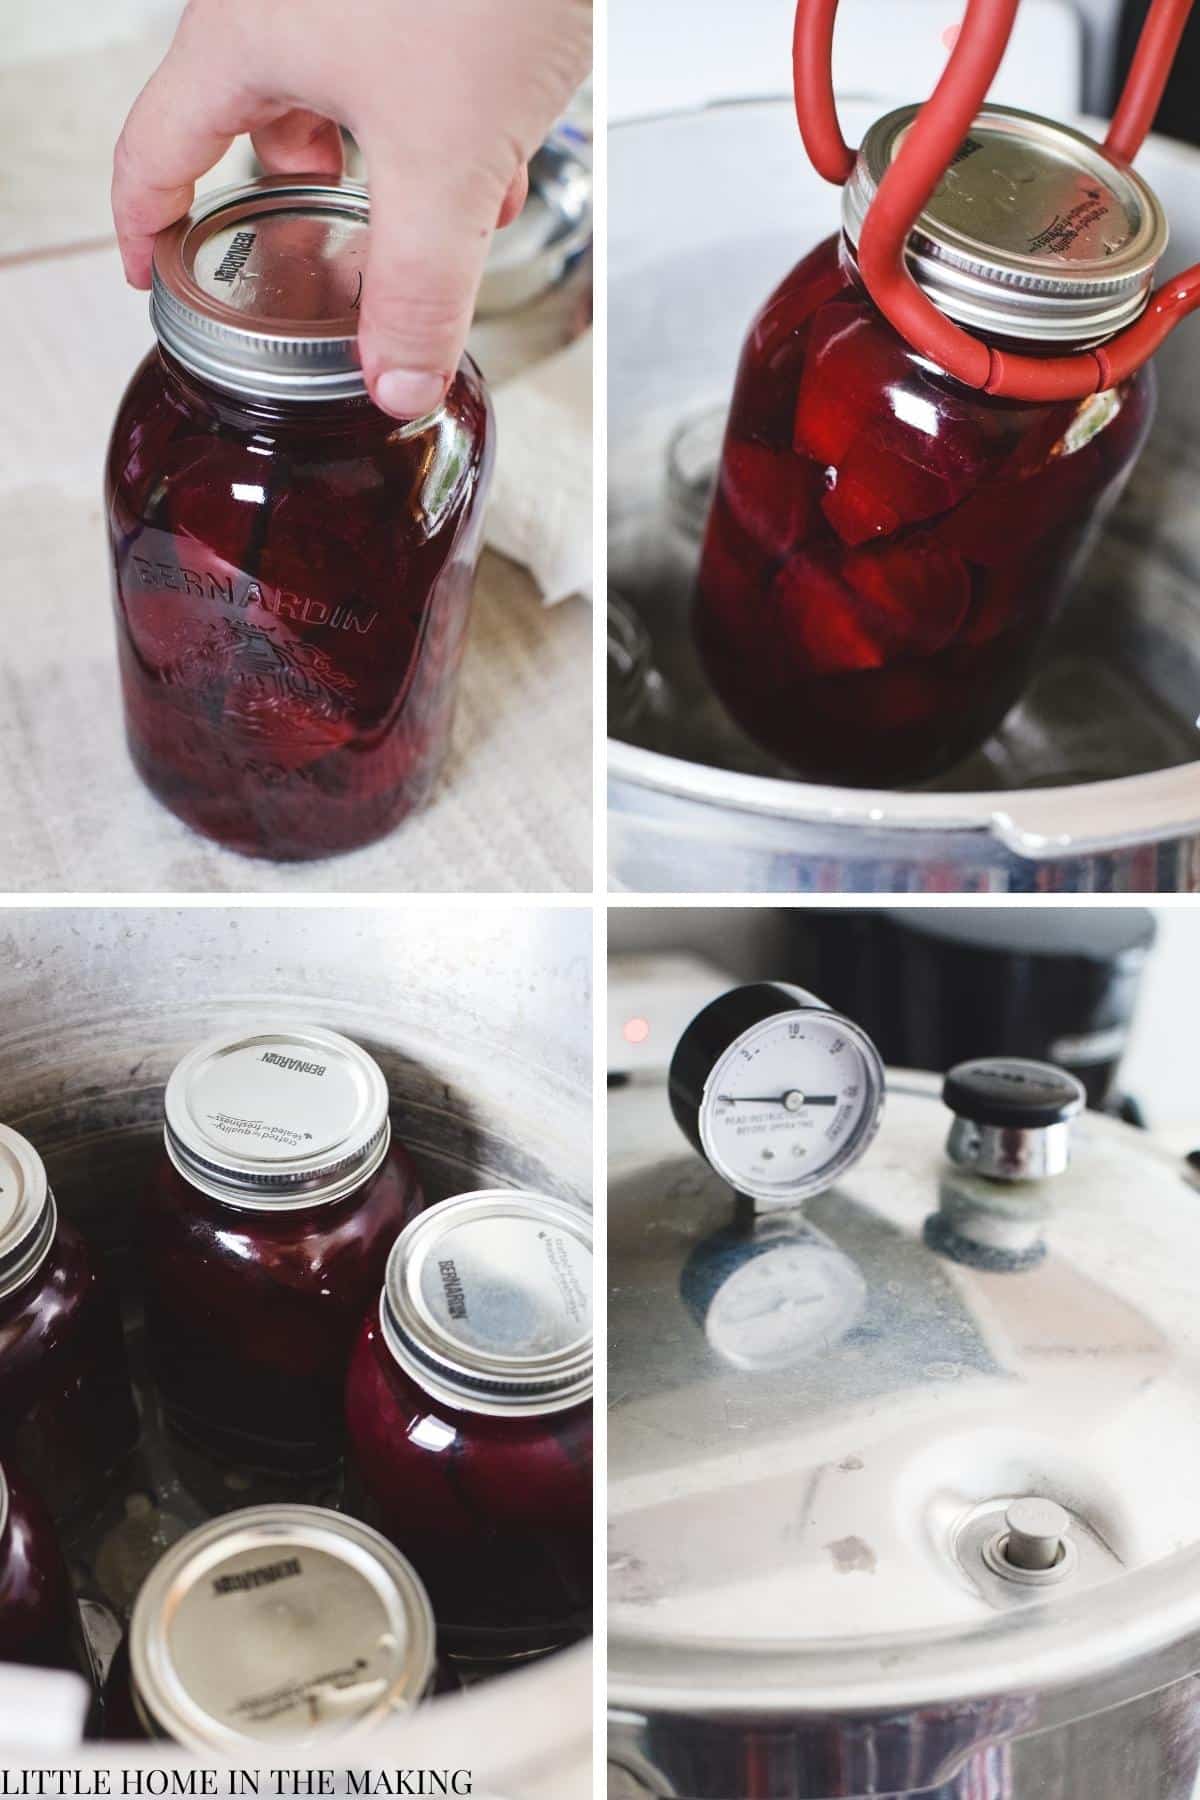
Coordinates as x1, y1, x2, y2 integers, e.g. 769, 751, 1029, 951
793, 0, 1199, 398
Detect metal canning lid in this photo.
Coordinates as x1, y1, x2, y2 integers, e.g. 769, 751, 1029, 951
0, 1464, 9, 1546
381, 1189, 593, 1417
842, 104, 1168, 345
130, 1505, 436, 1751
164, 1025, 391, 1211
153, 175, 390, 404
0, 1124, 56, 1301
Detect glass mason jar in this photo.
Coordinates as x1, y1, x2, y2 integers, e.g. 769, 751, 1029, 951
695, 106, 1166, 786
346, 1190, 593, 1663
106, 176, 494, 860
0, 1460, 88, 1675
141, 1025, 424, 1474
104, 1505, 437, 1746
0, 1126, 139, 1521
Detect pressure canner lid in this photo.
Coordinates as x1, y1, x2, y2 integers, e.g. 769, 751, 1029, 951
609, 1071, 1200, 1736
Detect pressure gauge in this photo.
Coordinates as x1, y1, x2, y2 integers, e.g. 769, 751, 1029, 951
669, 983, 886, 1209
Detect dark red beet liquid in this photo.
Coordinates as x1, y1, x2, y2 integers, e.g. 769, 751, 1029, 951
0, 1220, 139, 1523
141, 1145, 424, 1474
695, 236, 1155, 785
0, 1463, 87, 1675
345, 1312, 593, 1660
107, 350, 492, 859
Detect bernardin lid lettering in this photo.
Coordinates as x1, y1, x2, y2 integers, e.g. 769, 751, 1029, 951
842, 104, 1168, 344
0, 1124, 57, 1301
381, 1189, 593, 1417
130, 1506, 436, 1751
164, 1025, 391, 1210
152, 174, 442, 408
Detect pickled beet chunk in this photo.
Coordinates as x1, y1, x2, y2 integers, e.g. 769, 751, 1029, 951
720, 439, 818, 560
771, 550, 886, 674
770, 540, 970, 676
733, 236, 851, 447
842, 539, 971, 652
821, 427, 971, 544
696, 491, 773, 637
793, 302, 904, 466
749, 236, 849, 359
795, 304, 1003, 544
940, 437, 1111, 567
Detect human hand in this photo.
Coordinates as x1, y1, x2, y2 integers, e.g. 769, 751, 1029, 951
112, 0, 591, 417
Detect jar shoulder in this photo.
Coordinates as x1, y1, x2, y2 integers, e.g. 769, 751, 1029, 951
108, 348, 490, 521
348, 1312, 593, 1454
0, 1220, 96, 1356
735, 232, 1157, 471
141, 1149, 421, 1263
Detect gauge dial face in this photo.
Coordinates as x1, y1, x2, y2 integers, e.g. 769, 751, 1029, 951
698, 1010, 884, 1202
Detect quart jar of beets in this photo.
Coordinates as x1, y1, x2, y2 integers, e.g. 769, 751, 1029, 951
106, 176, 493, 859
0, 1460, 88, 1676
695, 106, 1167, 785
142, 1025, 424, 1475
0, 1126, 138, 1521
346, 1189, 593, 1664
105, 1505, 437, 1746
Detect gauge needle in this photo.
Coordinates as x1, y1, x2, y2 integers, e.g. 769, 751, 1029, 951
717, 1094, 839, 1105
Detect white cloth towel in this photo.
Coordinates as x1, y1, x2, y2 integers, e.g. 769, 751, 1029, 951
485, 329, 593, 605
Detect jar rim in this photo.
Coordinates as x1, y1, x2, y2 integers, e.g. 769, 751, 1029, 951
129, 1505, 437, 1750
0, 1124, 56, 1301
381, 1188, 594, 1417
163, 1024, 392, 1211
842, 103, 1169, 345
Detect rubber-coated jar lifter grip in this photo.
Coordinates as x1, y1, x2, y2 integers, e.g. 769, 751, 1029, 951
793, 0, 1200, 399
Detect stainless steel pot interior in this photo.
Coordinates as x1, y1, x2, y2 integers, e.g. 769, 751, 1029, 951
0, 906, 591, 1734
607, 1070, 1200, 1798
1, 906, 591, 1249
607, 101, 1200, 892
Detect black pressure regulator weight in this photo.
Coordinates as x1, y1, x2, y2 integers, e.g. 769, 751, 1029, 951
669, 983, 887, 1210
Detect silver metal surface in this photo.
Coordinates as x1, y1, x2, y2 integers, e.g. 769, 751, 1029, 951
381, 1189, 593, 1416
0, 907, 590, 1220
607, 101, 1200, 893
0, 1465, 9, 1549
164, 1024, 391, 1210
943, 1057, 1085, 1185
1001, 1497, 1072, 1572
843, 105, 1167, 343
130, 1505, 436, 1750
608, 1069, 1200, 1796
0, 1125, 56, 1301
477, 136, 593, 316
153, 175, 438, 411
945, 1115, 1075, 1182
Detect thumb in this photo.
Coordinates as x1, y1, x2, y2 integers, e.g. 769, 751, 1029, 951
359, 145, 512, 420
